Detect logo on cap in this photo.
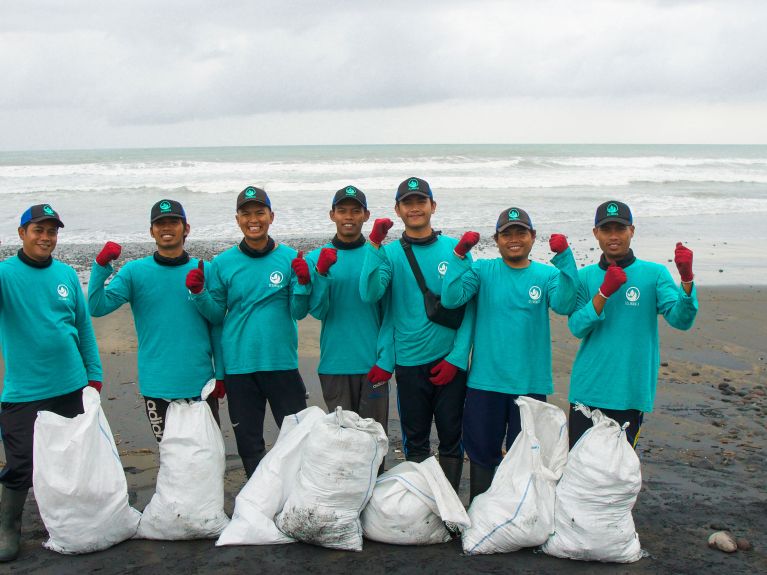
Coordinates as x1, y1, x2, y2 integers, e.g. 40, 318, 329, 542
43, 205, 54, 216
626, 287, 640, 302
408, 179, 419, 190
57, 284, 69, 298
269, 271, 284, 287
245, 188, 257, 198
159, 200, 171, 212
529, 286, 542, 301
607, 203, 619, 216
509, 209, 520, 220
345, 186, 356, 196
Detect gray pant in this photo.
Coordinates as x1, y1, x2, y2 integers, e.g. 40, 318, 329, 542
318, 374, 389, 438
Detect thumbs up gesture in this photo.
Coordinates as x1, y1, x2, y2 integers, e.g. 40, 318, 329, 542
291, 251, 311, 285
185, 259, 205, 294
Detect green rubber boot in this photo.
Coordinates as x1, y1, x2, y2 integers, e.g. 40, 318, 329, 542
0, 485, 27, 562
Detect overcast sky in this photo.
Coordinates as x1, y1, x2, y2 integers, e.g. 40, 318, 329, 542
2, 0, 766, 150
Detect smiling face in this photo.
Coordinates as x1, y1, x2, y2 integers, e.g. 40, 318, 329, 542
330, 199, 369, 241
394, 195, 436, 235
150, 216, 189, 253
593, 221, 635, 262
495, 225, 536, 267
18, 220, 59, 261
236, 201, 274, 248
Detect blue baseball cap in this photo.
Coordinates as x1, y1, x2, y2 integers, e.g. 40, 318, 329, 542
20, 204, 64, 228
237, 186, 271, 209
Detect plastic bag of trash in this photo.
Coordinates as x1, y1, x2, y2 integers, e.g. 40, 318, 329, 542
275, 407, 388, 551
136, 380, 229, 539
462, 397, 568, 555
216, 406, 327, 546
542, 405, 644, 563
361, 456, 470, 545
33, 386, 141, 554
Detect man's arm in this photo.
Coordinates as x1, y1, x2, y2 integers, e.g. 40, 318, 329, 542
657, 266, 698, 330
548, 247, 578, 316
88, 261, 131, 317
73, 273, 103, 384
444, 298, 476, 371
359, 242, 393, 304
189, 261, 227, 325
441, 253, 480, 309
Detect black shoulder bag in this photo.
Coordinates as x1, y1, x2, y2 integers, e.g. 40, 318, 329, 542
400, 239, 466, 330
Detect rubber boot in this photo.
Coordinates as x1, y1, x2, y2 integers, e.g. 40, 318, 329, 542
0, 486, 27, 562
469, 462, 495, 504
241, 451, 265, 479
405, 452, 430, 464
438, 455, 463, 494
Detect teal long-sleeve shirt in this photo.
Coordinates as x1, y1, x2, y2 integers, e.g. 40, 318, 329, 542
306, 242, 395, 374
0, 256, 102, 402
359, 236, 475, 369
88, 256, 223, 398
441, 249, 578, 395
568, 258, 698, 413
191, 243, 310, 374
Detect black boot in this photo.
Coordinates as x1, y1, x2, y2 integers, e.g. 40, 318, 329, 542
438, 456, 463, 494
469, 462, 495, 504
405, 452, 430, 464
241, 451, 265, 479
0, 486, 27, 562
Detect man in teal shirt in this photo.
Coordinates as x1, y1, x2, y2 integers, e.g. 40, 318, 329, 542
88, 199, 225, 442
185, 187, 310, 478
0, 205, 102, 562
360, 177, 475, 492
442, 207, 578, 501
568, 200, 698, 448
305, 186, 394, 440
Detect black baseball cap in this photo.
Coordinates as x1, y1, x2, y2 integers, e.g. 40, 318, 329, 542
19, 204, 64, 228
396, 177, 433, 201
150, 199, 186, 223
237, 186, 271, 209
496, 207, 534, 232
332, 185, 367, 209
594, 200, 633, 227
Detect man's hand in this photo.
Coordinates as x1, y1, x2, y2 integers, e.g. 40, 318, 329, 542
429, 360, 458, 386
316, 248, 338, 276
367, 365, 392, 384
674, 242, 694, 283
96, 241, 122, 266
210, 380, 226, 399
549, 234, 569, 254
291, 251, 311, 285
455, 231, 480, 258
369, 218, 394, 246
185, 260, 205, 294
88, 381, 103, 393
599, 264, 627, 298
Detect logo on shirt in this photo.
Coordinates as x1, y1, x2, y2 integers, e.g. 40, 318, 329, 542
57, 284, 69, 299
269, 270, 284, 287
625, 286, 640, 306
528, 285, 542, 303
437, 261, 448, 277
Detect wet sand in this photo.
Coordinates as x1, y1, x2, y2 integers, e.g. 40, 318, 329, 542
0, 274, 765, 573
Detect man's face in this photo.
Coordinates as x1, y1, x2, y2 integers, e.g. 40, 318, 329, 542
496, 225, 535, 263
593, 222, 635, 260
394, 195, 436, 231
150, 217, 189, 250
236, 202, 274, 243
18, 220, 59, 261
330, 199, 369, 240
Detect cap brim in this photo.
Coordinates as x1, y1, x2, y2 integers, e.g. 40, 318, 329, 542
333, 196, 367, 208
151, 214, 185, 223
497, 221, 531, 232
237, 199, 270, 209
28, 216, 64, 228
595, 216, 632, 227
396, 191, 431, 201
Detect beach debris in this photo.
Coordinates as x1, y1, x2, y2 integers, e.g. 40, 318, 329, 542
708, 531, 737, 553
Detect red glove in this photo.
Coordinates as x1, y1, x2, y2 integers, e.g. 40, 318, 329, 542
316, 247, 338, 276
88, 380, 102, 393
96, 241, 122, 266
674, 242, 694, 282
210, 380, 226, 399
429, 360, 458, 386
367, 365, 392, 384
369, 218, 394, 245
292, 251, 311, 285
549, 234, 569, 254
599, 264, 627, 298
455, 231, 480, 257
185, 260, 205, 294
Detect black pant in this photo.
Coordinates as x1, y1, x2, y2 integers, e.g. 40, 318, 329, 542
143, 395, 221, 443
225, 370, 307, 463
568, 404, 644, 450
0, 388, 84, 490
395, 359, 467, 461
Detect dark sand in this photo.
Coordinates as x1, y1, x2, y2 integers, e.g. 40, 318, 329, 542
0, 244, 765, 574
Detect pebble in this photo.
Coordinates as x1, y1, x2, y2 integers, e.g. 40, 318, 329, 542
736, 538, 751, 551
708, 531, 737, 553
692, 458, 714, 470
718, 382, 730, 390
661, 362, 669, 367
691, 371, 700, 377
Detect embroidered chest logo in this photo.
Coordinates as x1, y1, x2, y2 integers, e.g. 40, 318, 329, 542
625, 286, 640, 306
269, 270, 284, 287
57, 284, 69, 299
528, 285, 542, 303
437, 261, 448, 277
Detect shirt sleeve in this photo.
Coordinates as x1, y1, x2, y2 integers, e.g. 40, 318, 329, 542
441, 253, 480, 309
548, 248, 579, 316
210, 322, 225, 380
88, 261, 131, 317
359, 242, 392, 304
567, 270, 605, 339
445, 297, 476, 370
308, 264, 331, 321
374, 289, 395, 372
191, 260, 227, 325
289, 263, 311, 321
73, 271, 103, 382
657, 267, 699, 330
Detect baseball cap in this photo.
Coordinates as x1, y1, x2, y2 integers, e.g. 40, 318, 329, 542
332, 185, 367, 209
496, 207, 534, 232
594, 200, 632, 227
150, 199, 186, 223
237, 186, 271, 209
19, 204, 64, 228
396, 177, 433, 202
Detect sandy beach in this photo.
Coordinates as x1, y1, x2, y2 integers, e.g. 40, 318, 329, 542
0, 245, 765, 574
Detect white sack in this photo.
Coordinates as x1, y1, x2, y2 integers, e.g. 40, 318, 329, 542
275, 407, 388, 551
361, 456, 470, 545
462, 397, 568, 555
542, 406, 644, 563
136, 380, 229, 540
216, 406, 326, 546
33, 387, 141, 554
